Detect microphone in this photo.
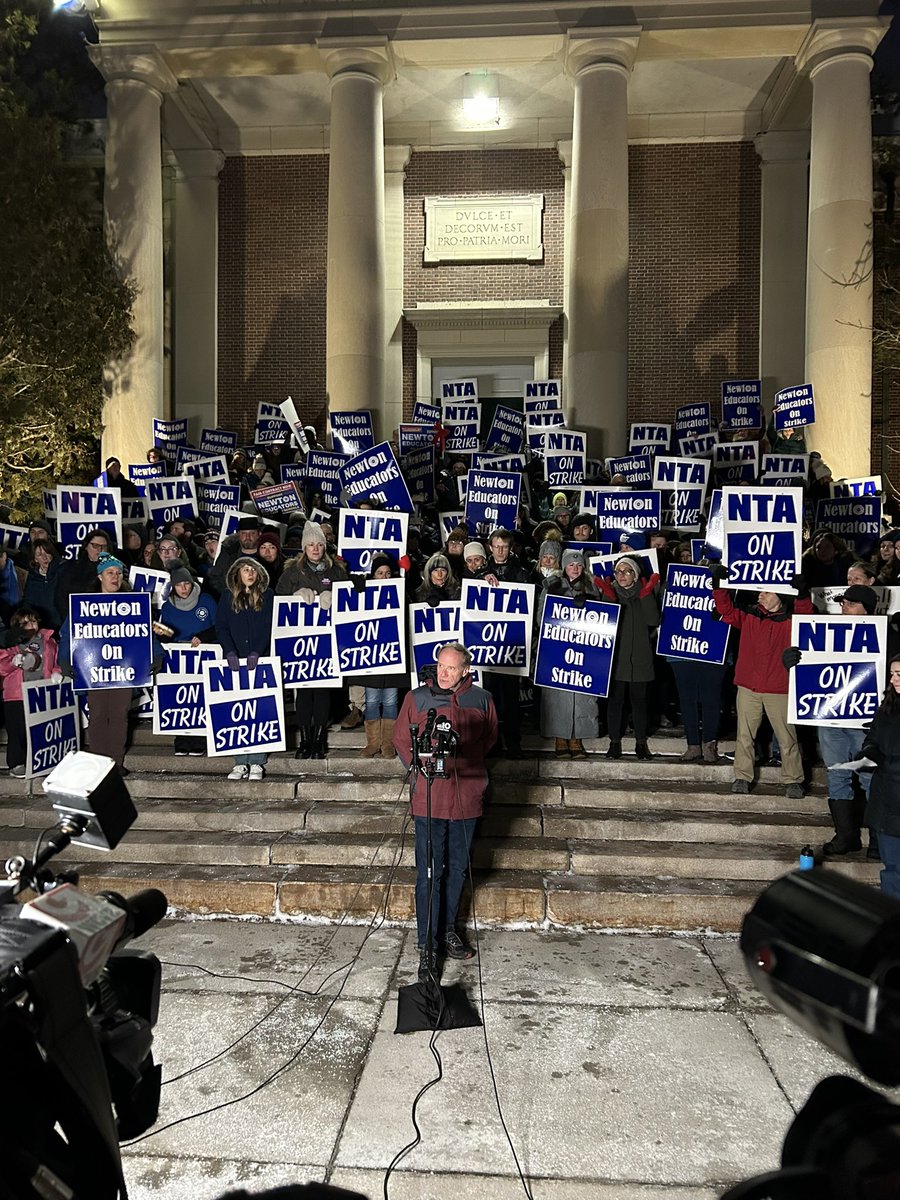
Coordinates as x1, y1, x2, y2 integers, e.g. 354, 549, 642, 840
98, 887, 169, 948
424, 707, 438, 739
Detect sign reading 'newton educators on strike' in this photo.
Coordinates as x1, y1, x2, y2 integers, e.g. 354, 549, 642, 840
69, 592, 153, 691
788, 615, 886, 728
657, 565, 729, 664
533, 595, 619, 696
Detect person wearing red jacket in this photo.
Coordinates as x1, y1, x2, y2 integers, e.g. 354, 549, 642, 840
393, 643, 498, 978
711, 567, 814, 797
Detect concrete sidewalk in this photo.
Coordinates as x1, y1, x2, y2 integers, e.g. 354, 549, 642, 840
122, 919, 863, 1200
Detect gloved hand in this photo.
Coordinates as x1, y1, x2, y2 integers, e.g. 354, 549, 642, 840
352, 574, 366, 593
571, 592, 587, 608
594, 575, 616, 600
709, 564, 730, 586
426, 590, 441, 608
639, 571, 660, 599
790, 573, 809, 597
544, 574, 563, 594
398, 555, 411, 572
318, 590, 333, 611
151, 656, 163, 678
782, 646, 802, 669
49, 670, 63, 684
247, 652, 259, 669
297, 587, 316, 605
226, 652, 240, 671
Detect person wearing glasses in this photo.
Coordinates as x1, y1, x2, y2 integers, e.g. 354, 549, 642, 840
55, 528, 115, 618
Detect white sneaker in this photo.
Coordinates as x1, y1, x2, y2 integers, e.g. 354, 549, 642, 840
227, 764, 249, 780
248, 764, 265, 781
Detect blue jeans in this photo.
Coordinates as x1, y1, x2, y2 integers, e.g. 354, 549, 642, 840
414, 815, 477, 947
879, 833, 900, 898
817, 727, 870, 801
365, 687, 398, 720
235, 752, 268, 766
670, 660, 726, 745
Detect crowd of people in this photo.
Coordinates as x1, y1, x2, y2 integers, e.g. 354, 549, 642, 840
2, 428, 900, 906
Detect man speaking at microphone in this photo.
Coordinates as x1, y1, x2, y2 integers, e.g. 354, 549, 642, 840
393, 642, 498, 976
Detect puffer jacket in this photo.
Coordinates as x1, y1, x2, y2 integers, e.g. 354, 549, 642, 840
215, 559, 274, 657
393, 675, 498, 820
0, 628, 59, 701
714, 589, 814, 695
276, 552, 350, 598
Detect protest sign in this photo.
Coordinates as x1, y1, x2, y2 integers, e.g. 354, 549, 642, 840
198, 482, 241, 527
56, 486, 122, 560
440, 378, 478, 402
460, 579, 534, 676
153, 643, 219, 738
657, 565, 729, 663
305, 450, 350, 507
523, 379, 563, 413
145, 476, 198, 537
442, 400, 481, 453
484, 405, 525, 453
582, 488, 661, 544
811, 585, 900, 616
203, 658, 286, 757
200, 428, 238, 456
160, 642, 221, 676
830, 475, 882, 498
409, 602, 463, 688
254, 401, 291, 446
128, 462, 166, 489
121, 497, 147, 526
338, 509, 409, 573
789, 615, 886, 727
69, 592, 153, 691
714, 441, 759, 484
652, 457, 709, 531
404, 445, 436, 505
774, 384, 815, 431
412, 400, 441, 425
332, 578, 406, 678
439, 512, 464, 543
279, 397, 310, 453
330, 410, 375, 455
0, 523, 29, 552
153, 417, 189, 448
464, 470, 521, 538
181, 453, 229, 484
721, 486, 802, 593
271, 597, 340, 689
445, 422, 480, 453
543, 429, 586, 488
721, 380, 763, 430
605, 454, 653, 487
175, 445, 215, 471
674, 403, 712, 450
566, 540, 616, 558
679, 433, 718, 459
23, 679, 80, 778
815, 497, 882, 558
586, 548, 660, 581
533, 595, 619, 696
761, 453, 809, 487
249, 482, 304, 516
526, 410, 566, 453
398, 424, 433, 456
339, 442, 414, 513
629, 424, 670, 455
473, 451, 526, 474
128, 566, 170, 609
704, 489, 724, 561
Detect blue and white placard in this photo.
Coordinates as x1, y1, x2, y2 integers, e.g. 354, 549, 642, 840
585, 548, 660, 582
629, 424, 671, 455
721, 486, 802, 594
398, 424, 433, 456
181, 454, 229, 484
460, 579, 534, 677
680, 433, 718, 459
305, 450, 350, 508
815, 497, 882, 559
0, 523, 29, 551
408, 601, 475, 689
153, 417, 189, 448
789, 615, 886, 727
145, 476, 198, 537
332, 578, 406, 677
714, 441, 759, 484
484, 405, 525, 453
153, 643, 220, 737
543, 429, 586, 488
278, 397, 310, 453
605, 454, 653, 487
674, 403, 712, 451
339, 441, 414, 513
526, 410, 566, 453
330, 410, 375, 456
523, 379, 562, 413
761, 454, 809, 487
249, 482, 304, 516
533, 595, 619, 696
403, 445, 436, 505
271, 597, 340, 689
412, 400, 441, 425
198, 482, 241, 527
203, 658, 286, 757
69, 592, 153, 691
658, 565, 728, 663
474, 451, 526, 474
128, 462, 166, 489
704, 489, 724, 561
774, 384, 815, 431
338, 509, 409, 573
23, 679, 80, 778
56, 486, 122, 560
652, 457, 709, 531
129, 566, 170, 609
254, 401, 291, 446
440, 378, 478, 402
200, 428, 238, 456
722, 380, 763, 430
464, 470, 521, 539
830, 476, 882, 499
582, 488, 661, 544
439, 512, 465, 544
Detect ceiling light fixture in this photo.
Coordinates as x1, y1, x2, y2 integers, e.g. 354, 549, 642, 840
462, 72, 500, 125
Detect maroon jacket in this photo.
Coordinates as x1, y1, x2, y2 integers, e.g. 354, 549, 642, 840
713, 589, 814, 695
393, 674, 498, 820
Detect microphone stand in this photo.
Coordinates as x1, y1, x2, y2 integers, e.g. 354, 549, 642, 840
409, 722, 439, 984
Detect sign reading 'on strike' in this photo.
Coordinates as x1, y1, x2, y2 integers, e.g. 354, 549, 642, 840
271, 596, 340, 690
69, 592, 153, 691
23, 679, 80, 778
460, 579, 534, 677
533, 595, 619, 696
789, 615, 886, 728
203, 658, 286, 757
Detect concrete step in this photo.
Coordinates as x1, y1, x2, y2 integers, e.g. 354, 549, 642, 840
543, 807, 829, 846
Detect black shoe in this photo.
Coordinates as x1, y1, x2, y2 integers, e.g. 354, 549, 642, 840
443, 929, 476, 960
634, 742, 654, 761
606, 740, 622, 760
311, 724, 327, 760
294, 730, 311, 760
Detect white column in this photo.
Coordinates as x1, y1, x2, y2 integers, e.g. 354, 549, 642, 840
754, 131, 809, 403
796, 19, 887, 474
89, 45, 176, 467
173, 148, 224, 437
565, 29, 639, 458
384, 145, 411, 442
558, 139, 572, 423
320, 39, 394, 422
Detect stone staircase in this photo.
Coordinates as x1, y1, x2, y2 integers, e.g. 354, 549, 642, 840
0, 726, 879, 933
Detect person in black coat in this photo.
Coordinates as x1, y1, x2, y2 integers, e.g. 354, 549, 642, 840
861, 654, 900, 898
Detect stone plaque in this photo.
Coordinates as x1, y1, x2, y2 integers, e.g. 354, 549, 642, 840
423, 194, 544, 263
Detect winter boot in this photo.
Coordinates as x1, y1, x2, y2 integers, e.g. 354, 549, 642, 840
555, 738, 570, 758
823, 798, 862, 857
702, 740, 722, 764
360, 719, 382, 758
635, 741, 654, 761
341, 705, 363, 730
311, 724, 328, 761
380, 718, 396, 760
569, 739, 588, 760
867, 828, 880, 862
681, 744, 702, 762
606, 739, 622, 760
294, 726, 311, 760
